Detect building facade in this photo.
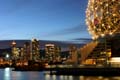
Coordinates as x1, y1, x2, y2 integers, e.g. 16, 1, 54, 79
11, 41, 20, 60
31, 39, 40, 61
45, 44, 61, 62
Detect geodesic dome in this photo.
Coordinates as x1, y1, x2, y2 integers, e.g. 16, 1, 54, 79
86, 0, 120, 39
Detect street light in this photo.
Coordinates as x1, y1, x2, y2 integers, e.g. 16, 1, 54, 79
6, 54, 9, 59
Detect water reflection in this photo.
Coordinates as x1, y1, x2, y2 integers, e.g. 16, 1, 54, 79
44, 74, 120, 80
52, 75, 56, 80
4, 68, 11, 80
12, 71, 23, 80
2, 68, 120, 80
45, 74, 74, 80
79, 76, 84, 80
60, 75, 64, 80
45, 74, 50, 80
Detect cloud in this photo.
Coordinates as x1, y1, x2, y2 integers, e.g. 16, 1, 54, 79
73, 38, 92, 41
44, 24, 87, 37
71, 38, 92, 43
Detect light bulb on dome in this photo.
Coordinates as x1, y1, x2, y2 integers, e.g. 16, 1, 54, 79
101, 34, 105, 37
109, 32, 113, 35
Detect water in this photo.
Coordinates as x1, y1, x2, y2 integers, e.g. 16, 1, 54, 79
1, 68, 120, 80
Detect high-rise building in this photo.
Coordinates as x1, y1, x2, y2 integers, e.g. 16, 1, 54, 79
19, 48, 24, 60
45, 44, 55, 61
54, 46, 61, 61
45, 44, 61, 62
11, 41, 20, 60
31, 39, 40, 61
23, 42, 31, 60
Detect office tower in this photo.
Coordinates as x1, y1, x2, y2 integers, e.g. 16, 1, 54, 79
31, 39, 40, 61
45, 44, 55, 61
54, 46, 61, 61
11, 41, 19, 60
23, 42, 31, 60
45, 44, 61, 62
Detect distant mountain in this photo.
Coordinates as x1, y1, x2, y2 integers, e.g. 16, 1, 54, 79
0, 40, 85, 51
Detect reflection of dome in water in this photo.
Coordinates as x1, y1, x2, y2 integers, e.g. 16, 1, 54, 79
86, 0, 120, 39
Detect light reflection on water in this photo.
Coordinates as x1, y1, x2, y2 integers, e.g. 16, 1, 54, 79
4, 68, 11, 80
1, 68, 120, 80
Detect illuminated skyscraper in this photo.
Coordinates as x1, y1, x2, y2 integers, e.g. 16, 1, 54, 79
11, 41, 20, 60
23, 42, 31, 60
45, 44, 55, 61
45, 44, 61, 62
20, 48, 24, 60
54, 46, 61, 61
31, 39, 40, 61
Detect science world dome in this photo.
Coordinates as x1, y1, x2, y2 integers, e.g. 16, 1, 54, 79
86, 0, 120, 39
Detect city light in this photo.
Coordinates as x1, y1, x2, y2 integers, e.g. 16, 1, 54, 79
6, 54, 9, 58
109, 57, 120, 62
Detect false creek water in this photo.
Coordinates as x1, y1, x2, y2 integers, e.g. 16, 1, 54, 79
1, 68, 120, 80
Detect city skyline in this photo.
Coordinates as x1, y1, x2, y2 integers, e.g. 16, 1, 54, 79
0, 0, 91, 42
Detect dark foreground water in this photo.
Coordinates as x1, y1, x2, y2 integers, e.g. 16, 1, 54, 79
1, 68, 120, 80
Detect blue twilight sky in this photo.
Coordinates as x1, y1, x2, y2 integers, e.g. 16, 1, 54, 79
0, 0, 91, 41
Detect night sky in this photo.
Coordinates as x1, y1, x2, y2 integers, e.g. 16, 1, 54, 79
0, 0, 91, 42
